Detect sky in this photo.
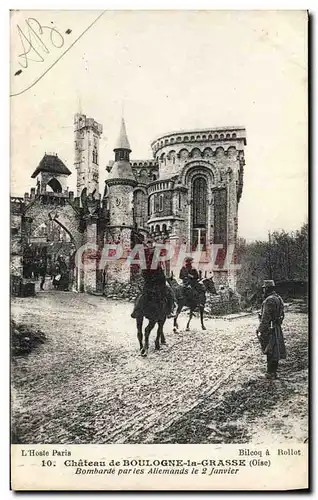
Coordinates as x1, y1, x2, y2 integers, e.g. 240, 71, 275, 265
10, 10, 308, 242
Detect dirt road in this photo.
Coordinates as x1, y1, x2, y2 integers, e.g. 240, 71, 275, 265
11, 292, 308, 444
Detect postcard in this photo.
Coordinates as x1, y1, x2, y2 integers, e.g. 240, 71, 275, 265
10, 10, 308, 491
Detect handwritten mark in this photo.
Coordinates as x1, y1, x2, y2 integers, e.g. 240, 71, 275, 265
14, 69, 22, 76
65, 29, 72, 35
10, 11, 105, 98
16, 18, 64, 69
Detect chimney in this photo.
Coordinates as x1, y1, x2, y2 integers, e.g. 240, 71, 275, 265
24, 192, 30, 202
30, 188, 36, 199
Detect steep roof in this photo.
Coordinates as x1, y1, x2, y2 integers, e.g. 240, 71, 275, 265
114, 118, 131, 151
31, 154, 72, 178
107, 160, 136, 183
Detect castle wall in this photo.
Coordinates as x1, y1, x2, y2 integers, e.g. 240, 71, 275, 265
11, 201, 24, 277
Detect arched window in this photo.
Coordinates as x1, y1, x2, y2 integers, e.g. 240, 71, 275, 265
168, 150, 176, 164
203, 147, 213, 158
92, 148, 98, 164
159, 194, 164, 212
192, 177, 207, 227
47, 178, 62, 193
153, 193, 157, 213
191, 148, 201, 158
151, 195, 155, 214
191, 176, 208, 251
160, 153, 166, 165
214, 188, 227, 244
179, 148, 189, 160
139, 169, 148, 183
133, 190, 144, 218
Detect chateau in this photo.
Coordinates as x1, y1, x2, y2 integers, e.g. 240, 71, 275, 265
11, 113, 246, 293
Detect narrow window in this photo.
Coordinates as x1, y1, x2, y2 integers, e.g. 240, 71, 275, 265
159, 194, 164, 212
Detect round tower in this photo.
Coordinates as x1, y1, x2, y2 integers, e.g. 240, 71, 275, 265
105, 118, 137, 247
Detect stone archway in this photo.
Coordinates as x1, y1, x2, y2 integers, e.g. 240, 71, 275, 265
22, 200, 84, 291
47, 178, 62, 193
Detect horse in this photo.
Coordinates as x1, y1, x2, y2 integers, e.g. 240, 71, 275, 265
167, 275, 217, 332
132, 267, 171, 357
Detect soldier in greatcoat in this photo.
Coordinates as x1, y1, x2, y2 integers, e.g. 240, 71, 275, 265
257, 279, 286, 379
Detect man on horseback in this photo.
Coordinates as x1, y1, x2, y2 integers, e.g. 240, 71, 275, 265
179, 256, 203, 306
131, 238, 176, 319
131, 237, 178, 355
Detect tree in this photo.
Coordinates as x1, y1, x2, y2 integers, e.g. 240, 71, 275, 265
236, 222, 308, 301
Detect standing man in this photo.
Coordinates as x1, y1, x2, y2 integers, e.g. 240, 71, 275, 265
39, 256, 47, 291
257, 279, 286, 379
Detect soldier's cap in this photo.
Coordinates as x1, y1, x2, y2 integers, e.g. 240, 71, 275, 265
185, 257, 194, 262
262, 279, 275, 288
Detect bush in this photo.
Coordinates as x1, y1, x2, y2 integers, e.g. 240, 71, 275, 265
205, 292, 241, 317
103, 278, 143, 302
11, 320, 46, 356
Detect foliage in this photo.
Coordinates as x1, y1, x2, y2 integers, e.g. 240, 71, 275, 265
236, 223, 308, 302
103, 278, 142, 302
11, 320, 46, 356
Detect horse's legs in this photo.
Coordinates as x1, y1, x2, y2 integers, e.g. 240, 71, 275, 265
160, 318, 167, 345
136, 316, 143, 351
142, 319, 156, 356
200, 305, 206, 330
173, 303, 183, 332
155, 319, 166, 349
186, 309, 194, 331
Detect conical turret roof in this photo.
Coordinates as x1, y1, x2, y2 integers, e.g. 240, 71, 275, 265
106, 118, 136, 186
107, 161, 136, 183
114, 118, 131, 151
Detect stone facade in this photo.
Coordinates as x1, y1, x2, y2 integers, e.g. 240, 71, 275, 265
74, 113, 103, 198
10, 114, 246, 293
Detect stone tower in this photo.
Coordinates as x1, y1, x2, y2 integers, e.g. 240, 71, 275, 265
74, 113, 103, 198
105, 118, 137, 248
